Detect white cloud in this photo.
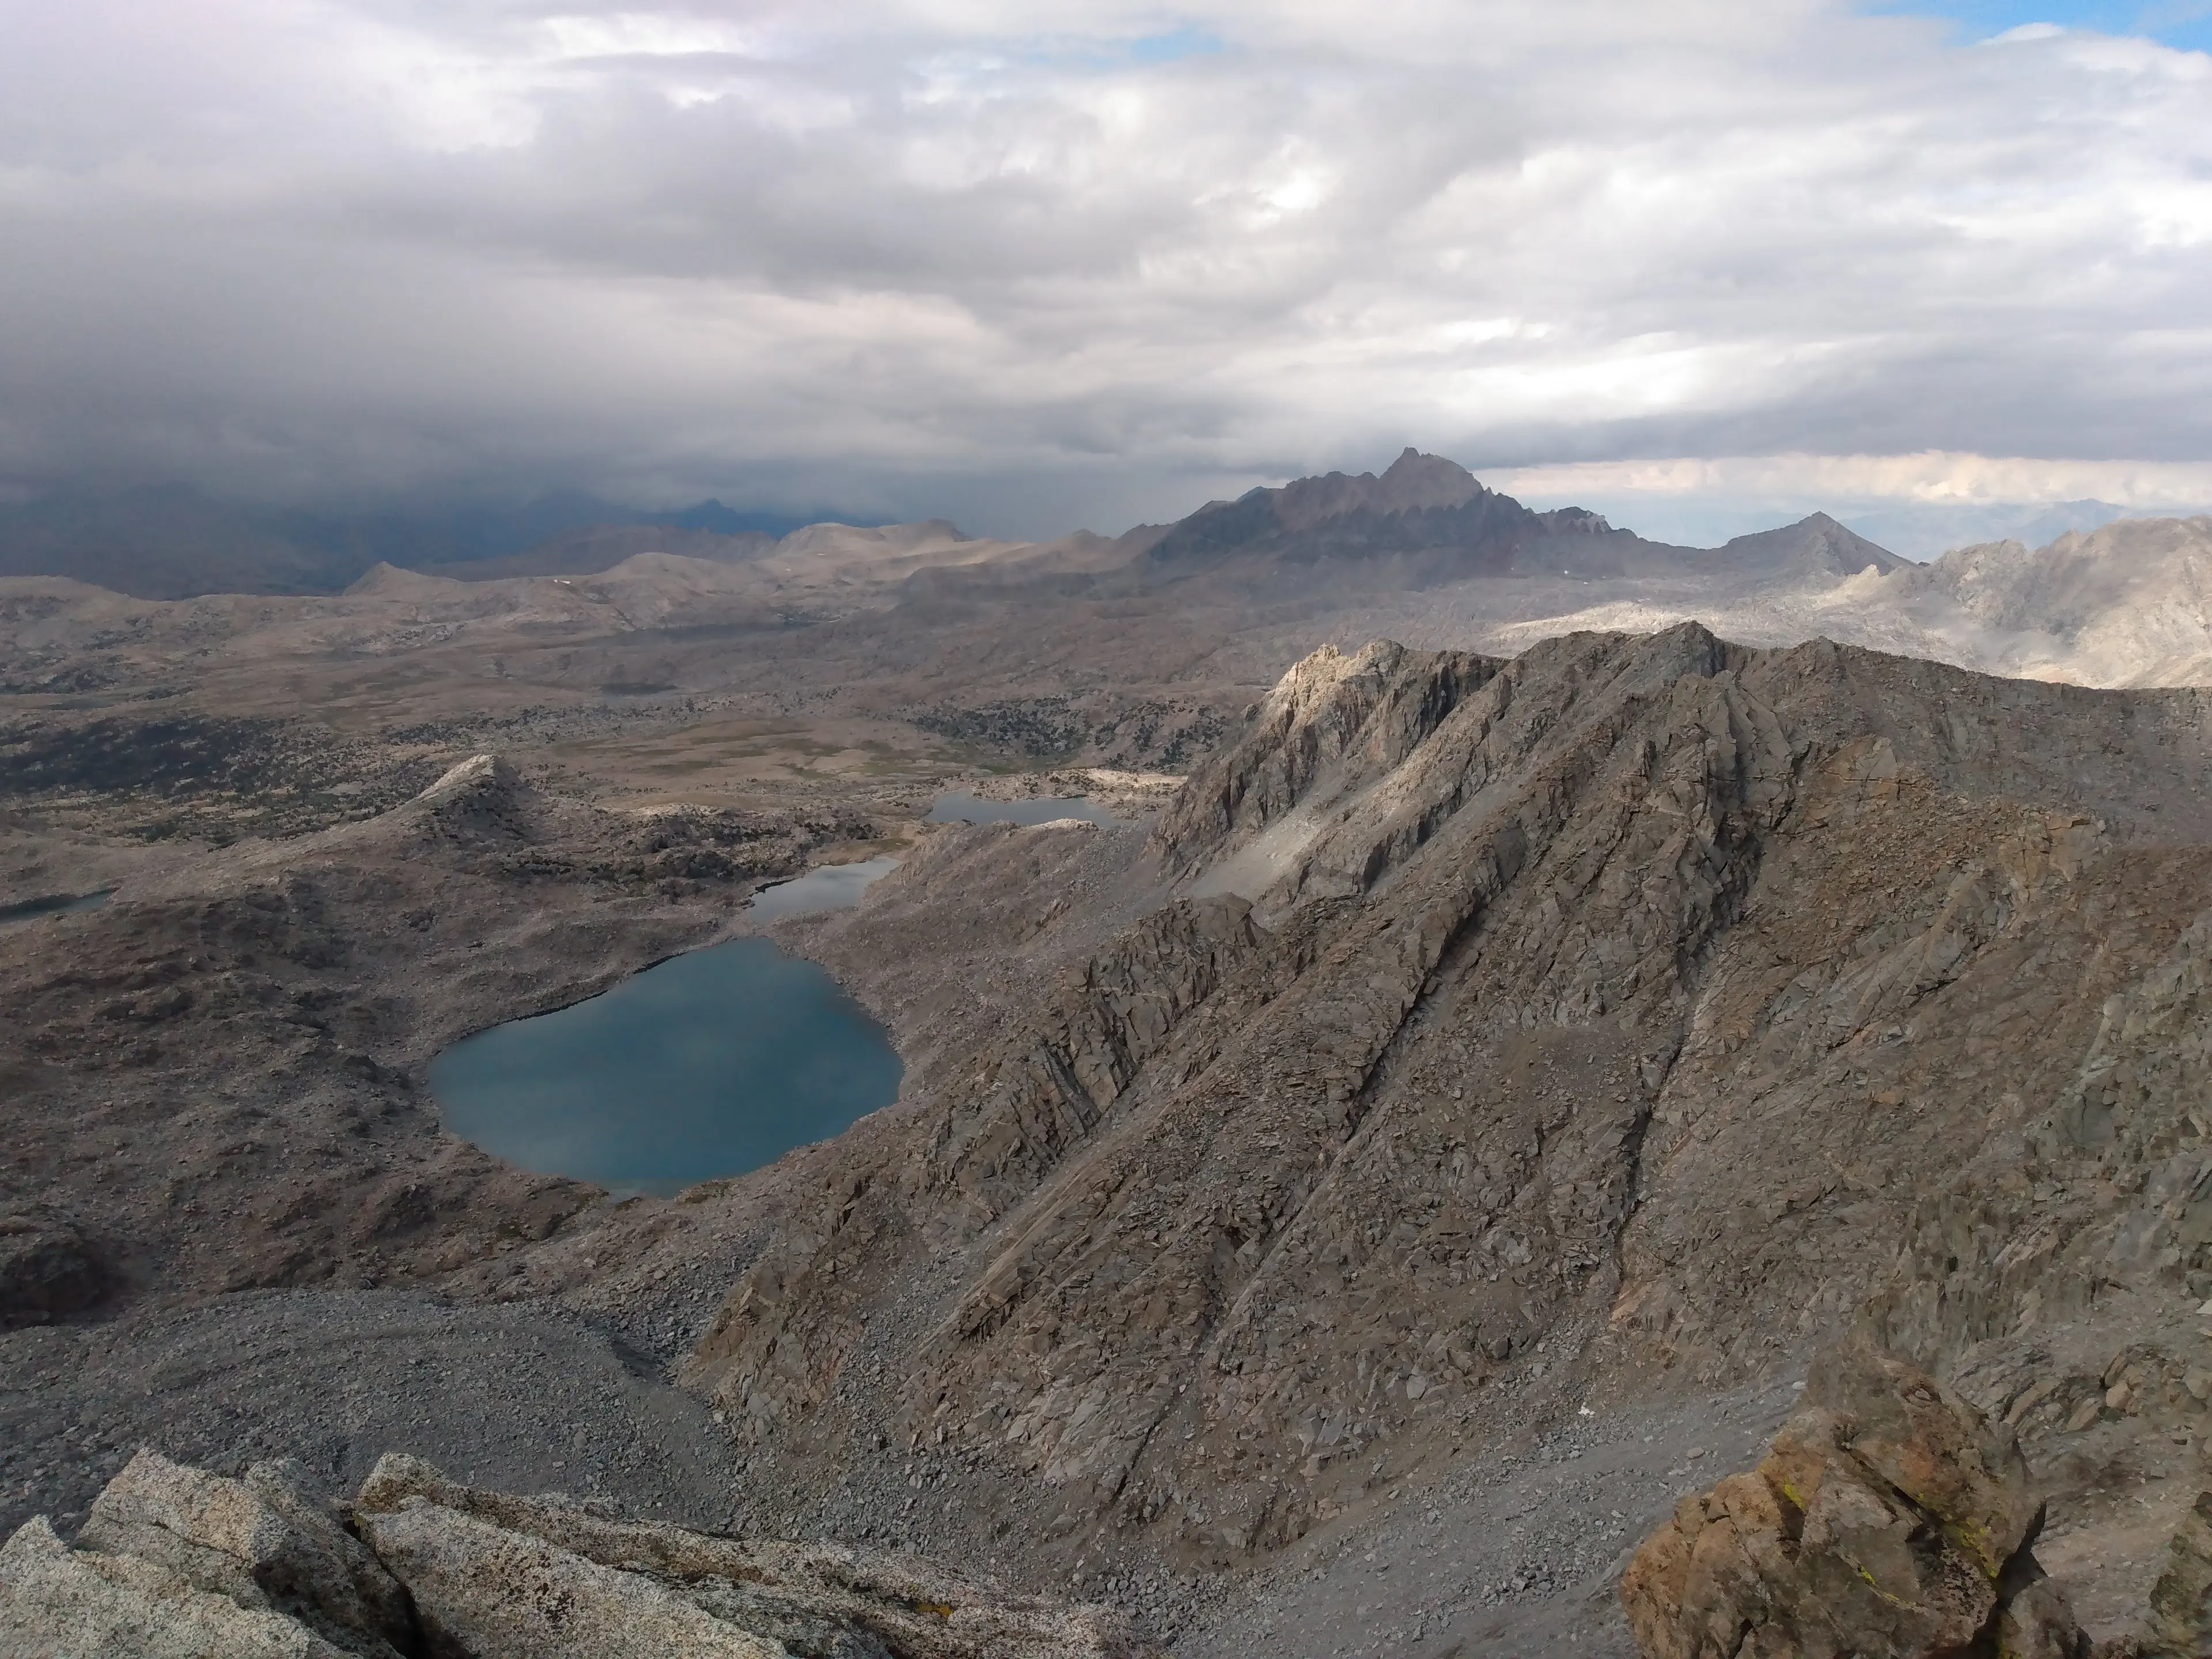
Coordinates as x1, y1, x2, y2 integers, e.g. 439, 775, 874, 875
0, 0, 2206, 535
1488, 452, 2212, 507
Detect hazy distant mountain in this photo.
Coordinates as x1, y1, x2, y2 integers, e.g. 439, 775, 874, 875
10, 453, 2205, 696
1838, 498, 2142, 562
1110, 450, 2208, 691
1460, 507, 2212, 691
1700, 512, 1907, 582
1143, 447, 1608, 577
0, 487, 355, 599
1887, 514, 2212, 685
0, 488, 855, 599
0, 452, 1913, 604
410, 524, 780, 582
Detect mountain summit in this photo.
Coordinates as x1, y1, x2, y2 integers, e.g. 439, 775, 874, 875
1138, 449, 1899, 596
1146, 449, 1611, 575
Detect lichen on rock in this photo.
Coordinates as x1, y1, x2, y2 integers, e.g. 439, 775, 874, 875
1619, 1342, 2094, 1659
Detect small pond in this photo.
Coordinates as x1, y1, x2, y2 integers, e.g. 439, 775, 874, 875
0, 890, 113, 927
748, 855, 902, 919
429, 937, 902, 1195
925, 790, 1129, 827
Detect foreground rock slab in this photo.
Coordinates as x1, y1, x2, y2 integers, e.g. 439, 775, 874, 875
358, 1498, 785, 1659
0, 1513, 351, 1659
354, 1453, 1154, 1659
1620, 1343, 2094, 1658
0, 1448, 1156, 1659
77, 1449, 414, 1659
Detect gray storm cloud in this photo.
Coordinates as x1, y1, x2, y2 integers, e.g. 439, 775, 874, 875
0, 0, 2207, 533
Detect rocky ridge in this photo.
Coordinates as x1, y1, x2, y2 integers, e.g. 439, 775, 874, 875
13, 610, 2212, 1650
1473, 512, 2212, 693
676, 627, 2212, 1642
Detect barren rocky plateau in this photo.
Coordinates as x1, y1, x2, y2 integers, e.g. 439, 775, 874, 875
8, 452, 2212, 1654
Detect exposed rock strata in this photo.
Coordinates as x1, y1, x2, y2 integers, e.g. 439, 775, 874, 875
682, 626, 2212, 1608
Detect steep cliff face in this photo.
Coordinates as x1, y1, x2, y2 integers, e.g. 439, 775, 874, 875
682, 626, 2212, 1575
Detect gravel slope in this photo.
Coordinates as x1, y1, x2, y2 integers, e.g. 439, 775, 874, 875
0, 1287, 749, 1543
1177, 1375, 1801, 1657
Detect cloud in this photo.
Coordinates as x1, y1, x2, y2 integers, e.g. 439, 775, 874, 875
1491, 450, 2212, 554
0, 0, 2207, 535
1490, 451, 2212, 507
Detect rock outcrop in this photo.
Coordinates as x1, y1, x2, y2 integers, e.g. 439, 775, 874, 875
0, 1513, 353, 1658
2135, 1489, 2212, 1657
1620, 1343, 2093, 1658
0, 1206, 109, 1330
353, 1454, 1153, 1659
75, 1450, 414, 1659
0, 1450, 1154, 1659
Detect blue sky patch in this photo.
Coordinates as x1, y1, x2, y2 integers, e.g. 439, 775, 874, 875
1123, 25, 1225, 66
1864, 0, 2212, 50
1005, 24, 1225, 74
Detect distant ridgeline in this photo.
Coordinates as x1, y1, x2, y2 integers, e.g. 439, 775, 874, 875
0, 487, 876, 600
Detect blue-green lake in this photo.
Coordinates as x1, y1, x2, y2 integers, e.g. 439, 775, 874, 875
429, 937, 902, 1195
926, 790, 1127, 827
748, 854, 901, 919
0, 889, 112, 927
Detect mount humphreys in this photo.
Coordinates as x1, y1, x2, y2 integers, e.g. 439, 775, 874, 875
6, 452, 2212, 1653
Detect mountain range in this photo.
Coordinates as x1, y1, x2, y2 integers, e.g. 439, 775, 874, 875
10, 448, 2212, 1651
3, 448, 2203, 695
0, 487, 851, 600
1093, 449, 2210, 691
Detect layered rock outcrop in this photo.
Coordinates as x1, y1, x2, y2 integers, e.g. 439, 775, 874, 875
0, 1450, 1151, 1658
1619, 1344, 2092, 1658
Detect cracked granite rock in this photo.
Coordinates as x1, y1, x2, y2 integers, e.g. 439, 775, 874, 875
1619, 1342, 2094, 1658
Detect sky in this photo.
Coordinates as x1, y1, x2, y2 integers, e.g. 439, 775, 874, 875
1, 0, 2209, 543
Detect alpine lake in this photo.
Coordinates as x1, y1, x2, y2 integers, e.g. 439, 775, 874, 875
428, 792, 1127, 1193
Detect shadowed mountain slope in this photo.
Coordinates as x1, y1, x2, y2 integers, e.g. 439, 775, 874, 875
1138, 450, 1903, 592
